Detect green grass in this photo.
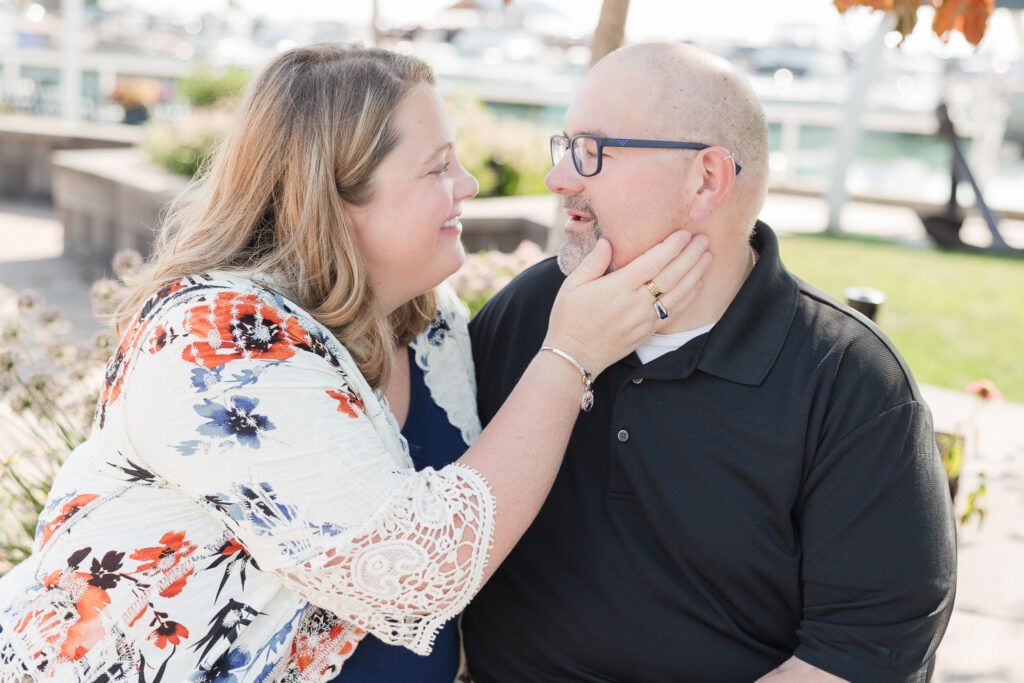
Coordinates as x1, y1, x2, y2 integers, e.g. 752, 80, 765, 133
777, 234, 1024, 402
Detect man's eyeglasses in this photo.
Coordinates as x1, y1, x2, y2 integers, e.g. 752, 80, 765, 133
550, 134, 742, 178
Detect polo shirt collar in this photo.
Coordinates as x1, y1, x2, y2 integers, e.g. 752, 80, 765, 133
622, 221, 799, 386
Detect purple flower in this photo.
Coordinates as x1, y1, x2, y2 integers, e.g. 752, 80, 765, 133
90, 279, 124, 319
16, 290, 43, 314
111, 249, 143, 279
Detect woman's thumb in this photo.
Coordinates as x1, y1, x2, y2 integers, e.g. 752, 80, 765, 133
566, 238, 612, 286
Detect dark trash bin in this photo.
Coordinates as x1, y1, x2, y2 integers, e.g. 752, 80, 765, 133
844, 286, 886, 322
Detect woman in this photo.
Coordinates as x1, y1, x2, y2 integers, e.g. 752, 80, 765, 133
0, 44, 708, 682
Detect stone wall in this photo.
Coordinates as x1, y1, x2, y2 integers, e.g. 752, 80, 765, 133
0, 115, 142, 203
50, 146, 553, 270
51, 147, 188, 269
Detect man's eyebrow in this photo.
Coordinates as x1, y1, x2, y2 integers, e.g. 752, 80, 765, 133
421, 141, 454, 166
564, 129, 610, 138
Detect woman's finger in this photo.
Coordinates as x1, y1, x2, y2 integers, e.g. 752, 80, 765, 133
563, 238, 612, 288
649, 243, 712, 303
643, 232, 708, 294
648, 249, 712, 323
654, 278, 705, 328
606, 230, 692, 288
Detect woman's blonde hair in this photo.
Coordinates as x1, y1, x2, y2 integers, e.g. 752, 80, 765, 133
116, 43, 438, 390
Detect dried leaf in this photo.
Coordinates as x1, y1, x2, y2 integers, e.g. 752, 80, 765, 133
932, 0, 965, 42
963, 0, 994, 44
893, 0, 920, 41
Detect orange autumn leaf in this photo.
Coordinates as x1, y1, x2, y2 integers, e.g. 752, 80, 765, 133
835, 0, 894, 10
839, 0, 992, 45
932, 0, 964, 40
963, 0, 994, 44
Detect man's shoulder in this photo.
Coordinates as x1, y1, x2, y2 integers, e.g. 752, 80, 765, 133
791, 277, 922, 404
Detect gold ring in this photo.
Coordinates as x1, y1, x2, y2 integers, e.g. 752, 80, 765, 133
644, 280, 663, 299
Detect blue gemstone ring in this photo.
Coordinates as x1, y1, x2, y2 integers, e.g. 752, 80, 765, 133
654, 300, 669, 320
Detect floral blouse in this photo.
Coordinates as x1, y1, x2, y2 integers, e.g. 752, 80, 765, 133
0, 273, 492, 682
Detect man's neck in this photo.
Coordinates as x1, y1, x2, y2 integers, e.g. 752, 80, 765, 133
659, 239, 753, 334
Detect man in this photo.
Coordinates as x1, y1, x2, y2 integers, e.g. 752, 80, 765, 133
463, 43, 956, 682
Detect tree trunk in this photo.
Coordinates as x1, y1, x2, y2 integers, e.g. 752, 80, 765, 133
371, 0, 382, 47
588, 0, 631, 69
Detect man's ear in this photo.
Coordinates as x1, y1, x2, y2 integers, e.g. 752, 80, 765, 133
687, 147, 736, 222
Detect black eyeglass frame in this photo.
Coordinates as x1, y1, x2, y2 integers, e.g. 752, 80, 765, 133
550, 133, 742, 177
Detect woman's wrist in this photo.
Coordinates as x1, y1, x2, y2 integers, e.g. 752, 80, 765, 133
538, 346, 594, 412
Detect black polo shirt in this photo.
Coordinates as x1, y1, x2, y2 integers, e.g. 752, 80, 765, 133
463, 223, 956, 683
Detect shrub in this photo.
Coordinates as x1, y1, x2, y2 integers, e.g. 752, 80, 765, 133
450, 240, 546, 317
144, 88, 551, 187
143, 106, 233, 178
443, 92, 551, 197
176, 67, 250, 109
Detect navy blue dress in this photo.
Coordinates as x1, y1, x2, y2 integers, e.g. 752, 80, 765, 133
330, 347, 469, 682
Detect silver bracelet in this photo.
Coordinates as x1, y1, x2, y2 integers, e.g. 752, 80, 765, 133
539, 346, 594, 412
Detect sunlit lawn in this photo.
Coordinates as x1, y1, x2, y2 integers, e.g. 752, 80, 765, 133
778, 234, 1024, 402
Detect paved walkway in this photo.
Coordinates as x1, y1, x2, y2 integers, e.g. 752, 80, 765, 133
2, 196, 1023, 681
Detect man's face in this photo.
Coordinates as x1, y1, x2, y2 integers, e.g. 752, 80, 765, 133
547, 64, 697, 274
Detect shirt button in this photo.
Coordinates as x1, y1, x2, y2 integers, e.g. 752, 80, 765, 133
617, 429, 629, 442
632, 377, 644, 384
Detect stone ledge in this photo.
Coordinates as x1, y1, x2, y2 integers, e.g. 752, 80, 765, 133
49, 146, 554, 272
51, 147, 188, 270
0, 115, 143, 202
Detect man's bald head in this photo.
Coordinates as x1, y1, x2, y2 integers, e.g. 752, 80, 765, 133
592, 43, 770, 213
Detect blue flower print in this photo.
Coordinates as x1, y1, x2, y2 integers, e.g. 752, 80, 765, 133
188, 642, 253, 682
194, 396, 275, 448
227, 369, 260, 388
426, 316, 451, 347
216, 482, 297, 535
252, 605, 304, 679
33, 490, 78, 538
190, 366, 223, 393
174, 440, 204, 456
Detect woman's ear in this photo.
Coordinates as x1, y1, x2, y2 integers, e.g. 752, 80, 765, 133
687, 147, 736, 223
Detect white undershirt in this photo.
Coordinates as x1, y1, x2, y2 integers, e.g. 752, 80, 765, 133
635, 322, 717, 364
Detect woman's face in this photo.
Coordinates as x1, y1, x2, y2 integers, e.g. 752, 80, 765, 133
346, 84, 479, 313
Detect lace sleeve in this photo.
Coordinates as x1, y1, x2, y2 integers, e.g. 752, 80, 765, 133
119, 287, 495, 654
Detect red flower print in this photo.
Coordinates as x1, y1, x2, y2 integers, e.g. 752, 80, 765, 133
222, 538, 246, 556
292, 631, 359, 674
15, 570, 112, 662
148, 323, 178, 354
182, 292, 309, 368
287, 609, 365, 675
326, 389, 364, 419
130, 531, 198, 597
97, 333, 135, 423
39, 493, 100, 546
95, 278, 194, 426
150, 620, 189, 649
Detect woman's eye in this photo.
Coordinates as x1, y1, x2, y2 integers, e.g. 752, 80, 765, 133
433, 161, 451, 175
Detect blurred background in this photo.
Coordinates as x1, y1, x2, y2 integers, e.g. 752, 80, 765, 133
4, 0, 1024, 205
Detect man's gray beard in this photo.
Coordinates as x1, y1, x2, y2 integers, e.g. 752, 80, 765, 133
556, 220, 602, 275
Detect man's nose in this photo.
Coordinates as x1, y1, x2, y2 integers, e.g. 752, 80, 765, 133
545, 153, 583, 196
